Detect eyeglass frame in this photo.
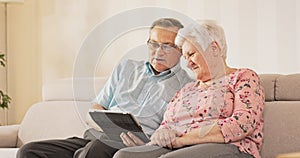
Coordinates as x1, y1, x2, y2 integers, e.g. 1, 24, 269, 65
147, 39, 180, 53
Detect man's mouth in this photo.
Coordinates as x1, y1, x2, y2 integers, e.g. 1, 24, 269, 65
153, 58, 165, 62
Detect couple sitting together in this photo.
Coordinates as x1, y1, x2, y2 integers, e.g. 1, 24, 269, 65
17, 18, 265, 158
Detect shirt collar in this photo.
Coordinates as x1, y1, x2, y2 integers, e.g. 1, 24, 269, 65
145, 61, 181, 77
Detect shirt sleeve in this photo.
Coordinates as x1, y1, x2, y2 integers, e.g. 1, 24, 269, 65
217, 70, 265, 143
91, 60, 125, 109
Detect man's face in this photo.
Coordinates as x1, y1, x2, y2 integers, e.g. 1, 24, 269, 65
148, 26, 182, 74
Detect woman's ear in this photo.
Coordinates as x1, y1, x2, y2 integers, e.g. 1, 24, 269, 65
212, 45, 217, 52
210, 41, 221, 57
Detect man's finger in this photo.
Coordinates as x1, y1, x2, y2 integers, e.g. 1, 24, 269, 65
127, 132, 145, 145
120, 132, 129, 145
120, 132, 136, 147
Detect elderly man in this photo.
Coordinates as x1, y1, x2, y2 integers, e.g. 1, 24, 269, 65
17, 18, 192, 158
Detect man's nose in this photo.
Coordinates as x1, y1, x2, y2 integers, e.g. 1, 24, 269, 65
155, 46, 165, 56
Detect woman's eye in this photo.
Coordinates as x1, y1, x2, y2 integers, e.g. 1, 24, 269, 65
184, 52, 196, 59
189, 52, 195, 57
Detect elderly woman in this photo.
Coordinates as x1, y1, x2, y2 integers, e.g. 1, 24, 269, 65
114, 21, 265, 158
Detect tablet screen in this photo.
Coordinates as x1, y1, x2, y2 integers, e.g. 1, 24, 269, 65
89, 111, 150, 142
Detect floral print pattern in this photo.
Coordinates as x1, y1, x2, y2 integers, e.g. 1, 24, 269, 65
159, 69, 265, 158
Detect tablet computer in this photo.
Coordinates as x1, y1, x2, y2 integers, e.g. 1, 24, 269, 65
89, 110, 150, 142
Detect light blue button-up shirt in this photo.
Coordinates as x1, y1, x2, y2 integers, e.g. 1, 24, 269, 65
93, 59, 192, 136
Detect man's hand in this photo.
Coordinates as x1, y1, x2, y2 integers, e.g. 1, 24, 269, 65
120, 132, 145, 147
85, 103, 107, 131
148, 129, 177, 149
92, 104, 107, 110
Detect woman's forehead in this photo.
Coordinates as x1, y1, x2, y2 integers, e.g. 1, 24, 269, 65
182, 40, 203, 53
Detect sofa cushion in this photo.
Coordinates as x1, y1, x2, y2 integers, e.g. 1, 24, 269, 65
0, 148, 19, 158
259, 74, 280, 101
42, 77, 108, 101
18, 101, 91, 146
261, 101, 300, 158
0, 125, 19, 147
275, 74, 300, 101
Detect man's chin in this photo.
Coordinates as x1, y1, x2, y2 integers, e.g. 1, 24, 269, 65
153, 65, 170, 73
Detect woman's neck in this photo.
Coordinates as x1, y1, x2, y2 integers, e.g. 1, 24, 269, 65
198, 66, 237, 86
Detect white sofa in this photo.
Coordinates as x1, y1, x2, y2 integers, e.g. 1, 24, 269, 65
1, 74, 300, 158
0, 77, 108, 158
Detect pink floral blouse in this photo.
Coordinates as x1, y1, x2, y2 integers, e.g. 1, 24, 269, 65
158, 69, 265, 158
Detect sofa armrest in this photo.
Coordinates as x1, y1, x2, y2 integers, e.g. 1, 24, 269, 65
0, 124, 20, 147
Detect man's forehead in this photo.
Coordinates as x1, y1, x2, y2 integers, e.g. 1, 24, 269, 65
150, 26, 179, 33
150, 27, 179, 41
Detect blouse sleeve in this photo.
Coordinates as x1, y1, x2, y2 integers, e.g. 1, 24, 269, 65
217, 70, 265, 143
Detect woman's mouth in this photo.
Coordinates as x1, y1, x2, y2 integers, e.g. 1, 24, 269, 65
190, 65, 199, 71
188, 62, 198, 71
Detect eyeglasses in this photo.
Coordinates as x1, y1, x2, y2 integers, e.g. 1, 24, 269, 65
147, 40, 179, 53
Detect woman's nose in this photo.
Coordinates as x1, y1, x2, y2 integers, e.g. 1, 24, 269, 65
187, 60, 194, 69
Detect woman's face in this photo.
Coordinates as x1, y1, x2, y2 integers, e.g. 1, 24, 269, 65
182, 41, 218, 81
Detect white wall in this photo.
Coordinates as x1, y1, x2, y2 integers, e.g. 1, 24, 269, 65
1, 0, 300, 124
39, 0, 300, 82
39, 0, 300, 83
0, 0, 41, 124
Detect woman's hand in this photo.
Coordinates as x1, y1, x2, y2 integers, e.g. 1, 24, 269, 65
148, 129, 178, 149
173, 124, 225, 148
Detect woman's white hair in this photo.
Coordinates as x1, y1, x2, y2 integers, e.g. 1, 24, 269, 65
175, 20, 227, 58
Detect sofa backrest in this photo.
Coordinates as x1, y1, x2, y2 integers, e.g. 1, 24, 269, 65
42, 77, 108, 101
259, 74, 300, 158
17, 77, 108, 146
260, 74, 300, 101
17, 101, 90, 146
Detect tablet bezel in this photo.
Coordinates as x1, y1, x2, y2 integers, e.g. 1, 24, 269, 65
89, 111, 150, 142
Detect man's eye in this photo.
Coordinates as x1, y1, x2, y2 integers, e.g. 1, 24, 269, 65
161, 44, 173, 50
150, 42, 159, 48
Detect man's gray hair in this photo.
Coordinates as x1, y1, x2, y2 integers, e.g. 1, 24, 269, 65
150, 18, 184, 30
175, 20, 227, 58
